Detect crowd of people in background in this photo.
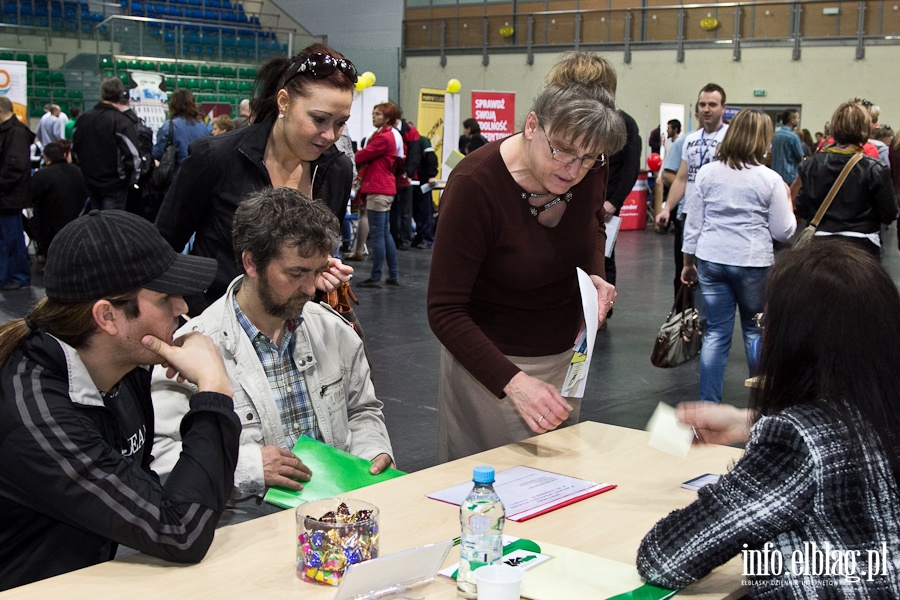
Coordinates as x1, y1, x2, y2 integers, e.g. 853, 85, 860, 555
0, 42, 899, 594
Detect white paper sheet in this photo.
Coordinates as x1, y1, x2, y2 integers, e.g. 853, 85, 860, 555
604, 216, 621, 258
427, 466, 613, 522
562, 268, 599, 398
646, 402, 695, 458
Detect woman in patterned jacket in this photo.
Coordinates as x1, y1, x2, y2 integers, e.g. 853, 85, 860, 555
638, 239, 900, 598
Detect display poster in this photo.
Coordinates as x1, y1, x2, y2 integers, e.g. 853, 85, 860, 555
201, 102, 232, 122
0, 60, 28, 122
128, 70, 168, 139
470, 90, 515, 142
417, 87, 446, 177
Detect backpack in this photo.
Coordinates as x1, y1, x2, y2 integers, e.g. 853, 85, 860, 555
150, 120, 177, 192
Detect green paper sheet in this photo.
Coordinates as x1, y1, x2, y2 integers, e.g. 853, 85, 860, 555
263, 436, 406, 509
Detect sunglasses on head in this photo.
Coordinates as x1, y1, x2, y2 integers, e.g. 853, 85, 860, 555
284, 53, 358, 86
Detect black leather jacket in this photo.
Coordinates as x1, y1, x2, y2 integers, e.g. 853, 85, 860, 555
155, 115, 353, 313
796, 150, 896, 235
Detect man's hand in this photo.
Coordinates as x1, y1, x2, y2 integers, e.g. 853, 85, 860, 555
589, 274, 616, 326
142, 331, 232, 396
369, 453, 394, 475
261, 446, 312, 490
503, 371, 572, 434
676, 402, 752, 445
655, 205, 671, 228
602, 201, 616, 222
317, 256, 353, 292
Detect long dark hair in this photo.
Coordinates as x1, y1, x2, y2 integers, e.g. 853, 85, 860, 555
168, 89, 204, 123
251, 43, 356, 123
751, 240, 900, 481
0, 292, 139, 366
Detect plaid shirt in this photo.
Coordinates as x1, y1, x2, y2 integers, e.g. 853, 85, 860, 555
637, 403, 900, 599
233, 297, 321, 448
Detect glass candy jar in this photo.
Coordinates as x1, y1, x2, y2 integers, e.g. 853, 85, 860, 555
296, 498, 380, 586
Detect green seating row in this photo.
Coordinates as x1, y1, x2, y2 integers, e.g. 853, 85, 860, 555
0, 51, 50, 68
99, 56, 256, 80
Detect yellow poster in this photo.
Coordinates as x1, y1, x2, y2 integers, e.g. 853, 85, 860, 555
417, 87, 445, 179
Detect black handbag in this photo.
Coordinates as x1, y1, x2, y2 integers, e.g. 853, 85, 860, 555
150, 119, 177, 192
651, 283, 702, 368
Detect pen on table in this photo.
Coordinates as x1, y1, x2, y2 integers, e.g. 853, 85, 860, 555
451, 536, 461, 547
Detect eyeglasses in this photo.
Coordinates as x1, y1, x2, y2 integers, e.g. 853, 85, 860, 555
538, 123, 605, 171
284, 53, 358, 87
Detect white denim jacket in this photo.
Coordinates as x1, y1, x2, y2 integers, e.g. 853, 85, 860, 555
151, 276, 393, 500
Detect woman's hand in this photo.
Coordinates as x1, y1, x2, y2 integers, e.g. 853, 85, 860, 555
676, 401, 752, 445
503, 371, 573, 434
589, 274, 616, 325
317, 256, 353, 292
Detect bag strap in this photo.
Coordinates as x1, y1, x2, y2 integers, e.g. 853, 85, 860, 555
808, 153, 864, 227
166, 118, 175, 149
668, 283, 694, 317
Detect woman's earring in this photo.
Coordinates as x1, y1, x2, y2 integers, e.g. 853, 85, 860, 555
278, 113, 285, 119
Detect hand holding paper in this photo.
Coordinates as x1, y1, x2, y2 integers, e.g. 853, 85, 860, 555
646, 402, 695, 458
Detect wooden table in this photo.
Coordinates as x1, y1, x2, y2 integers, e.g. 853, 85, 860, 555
1, 422, 746, 599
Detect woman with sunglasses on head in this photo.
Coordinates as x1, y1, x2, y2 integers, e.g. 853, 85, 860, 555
680, 109, 797, 404
427, 52, 626, 461
155, 43, 358, 314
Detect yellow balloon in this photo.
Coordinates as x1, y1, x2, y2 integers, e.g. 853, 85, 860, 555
362, 71, 376, 87
355, 80, 366, 92
446, 78, 461, 94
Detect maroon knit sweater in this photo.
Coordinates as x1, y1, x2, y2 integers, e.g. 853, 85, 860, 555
427, 139, 608, 397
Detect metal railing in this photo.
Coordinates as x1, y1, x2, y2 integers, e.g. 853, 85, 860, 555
403, 0, 900, 65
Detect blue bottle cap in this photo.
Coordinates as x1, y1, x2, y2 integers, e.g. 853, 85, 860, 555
473, 466, 495, 484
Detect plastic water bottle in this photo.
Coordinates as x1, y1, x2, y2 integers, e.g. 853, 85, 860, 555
457, 466, 505, 599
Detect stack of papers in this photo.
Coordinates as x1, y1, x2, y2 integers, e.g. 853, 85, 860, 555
426, 465, 615, 522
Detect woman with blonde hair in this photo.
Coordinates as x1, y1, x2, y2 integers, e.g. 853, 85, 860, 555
427, 52, 625, 460
795, 100, 895, 258
681, 108, 796, 403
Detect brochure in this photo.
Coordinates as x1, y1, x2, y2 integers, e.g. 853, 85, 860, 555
426, 465, 615, 522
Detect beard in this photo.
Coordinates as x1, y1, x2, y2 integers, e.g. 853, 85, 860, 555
257, 269, 315, 320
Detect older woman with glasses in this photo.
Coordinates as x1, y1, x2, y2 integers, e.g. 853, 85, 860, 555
427, 52, 626, 461
681, 108, 797, 404
155, 43, 356, 314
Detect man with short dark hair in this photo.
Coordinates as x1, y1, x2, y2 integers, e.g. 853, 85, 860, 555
28, 140, 89, 263
152, 187, 393, 524
0, 96, 34, 290
0, 210, 240, 590
461, 117, 488, 155
72, 78, 142, 211
771, 108, 803, 184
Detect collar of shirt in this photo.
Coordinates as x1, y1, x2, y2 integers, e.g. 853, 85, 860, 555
232, 295, 300, 358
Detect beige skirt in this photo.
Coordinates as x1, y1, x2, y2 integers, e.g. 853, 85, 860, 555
437, 346, 582, 462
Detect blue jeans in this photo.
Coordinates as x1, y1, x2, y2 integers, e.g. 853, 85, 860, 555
368, 209, 398, 281
0, 209, 30, 286
696, 259, 768, 403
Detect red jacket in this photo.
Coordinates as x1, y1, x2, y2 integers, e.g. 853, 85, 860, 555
355, 127, 397, 196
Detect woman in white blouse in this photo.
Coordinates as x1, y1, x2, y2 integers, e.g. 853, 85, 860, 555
681, 108, 796, 403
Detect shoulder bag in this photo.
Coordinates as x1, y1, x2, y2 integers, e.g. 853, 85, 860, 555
150, 119, 177, 192
792, 153, 863, 250
651, 283, 702, 368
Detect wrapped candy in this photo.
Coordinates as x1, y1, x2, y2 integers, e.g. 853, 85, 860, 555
296, 498, 380, 586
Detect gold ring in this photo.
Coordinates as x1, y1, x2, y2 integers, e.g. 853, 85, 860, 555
606, 300, 614, 306
537, 410, 551, 425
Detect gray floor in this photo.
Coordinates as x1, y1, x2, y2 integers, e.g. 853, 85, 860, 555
5, 224, 899, 474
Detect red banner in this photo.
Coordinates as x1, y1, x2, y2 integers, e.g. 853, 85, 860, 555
471, 91, 515, 142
